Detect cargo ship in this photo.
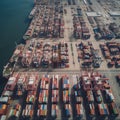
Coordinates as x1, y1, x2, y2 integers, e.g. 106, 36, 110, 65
3, 44, 24, 78
28, 7, 36, 19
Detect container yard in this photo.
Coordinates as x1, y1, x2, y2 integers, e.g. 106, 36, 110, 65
100, 42, 120, 68
0, 72, 120, 120
1, 0, 120, 120
76, 42, 102, 68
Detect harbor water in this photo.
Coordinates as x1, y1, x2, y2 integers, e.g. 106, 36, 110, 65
0, 0, 33, 93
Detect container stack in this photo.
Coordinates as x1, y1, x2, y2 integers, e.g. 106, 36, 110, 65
39, 90, 48, 104
100, 42, 120, 68
41, 43, 52, 68
37, 75, 50, 118
64, 104, 72, 117
32, 42, 43, 67
60, 18, 64, 38
94, 90, 103, 103
75, 104, 84, 118
51, 90, 59, 104
77, 42, 92, 67
26, 91, 36, 104
5, 73, 18, 91
51, 104, 58, 118
51, 75, 59, 118
21, 41, 35, 67
0, 104, 7, 116
37, 104, 47, 117
88, 103, 95, 117
74, 90, 82, 103
74, 90, 84, 119
97, 103, 109, 116
22, 105, 34, 118
52, 75, 59, 89
62, 75, 70, 90
29, 5, 65, 38
86, 90, 94, 103
52, 42, 69, 68
62, 90, 70, 103
16, 73, 28, 97
73, 16, 82, 39
81, 77, 92, 91
73, 13, 90, 39
27, 73, 39, 91
104, 89, 115, 102
8, 104, 21, 118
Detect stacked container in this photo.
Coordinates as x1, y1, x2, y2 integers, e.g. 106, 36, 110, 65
75, 104, 83, 118
100, 42, 120, 68
104, 89, 115, 102
26, 91, 36, 104
21, 41, 35, 67
37, 104, 47, 117
0, 104, 7, 116
27, 73, 39, 91
51, 104, 58, 118
22, 105, 34, 118
64, 104, 71, 117
62, 75, 70, 89
16, 73, 28, 97
51, 90, 59, 103
73, 14, 90, 39
62, 90, 70, 103
86, 90, 94, 103
81, 76, 92, 91
60, 18, 64, 38
8, 104, 21, 118
52, 75, 59, 89
37, 75, 50, 118
52, 42, 69, 68
39, 90, 48, 104
94, 90, 103, 103
41, 43, 52, 68
88, 103, 95, 116
97, 103, 109, 116
5, 73, 18, 91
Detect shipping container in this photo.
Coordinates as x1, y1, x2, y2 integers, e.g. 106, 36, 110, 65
26, 91, 36, 104
27, 73, 39, 91
62, 75, 70, 89
22, 105, 34, 118
0, 104, 7, 115
63, 90, 70, 103
75, 104, 83, 118
98, 103, 109, 116
89, 103, 95, 116
51, 104, 58, 117
8, 104, 21, 118
86, 91, 94, 103
37, 104, 47, 117
52, 75, 59, 89
64, 104, 71, 117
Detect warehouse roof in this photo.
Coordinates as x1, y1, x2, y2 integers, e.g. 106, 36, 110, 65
109, 11, 120, 16
86, 12, 102, 17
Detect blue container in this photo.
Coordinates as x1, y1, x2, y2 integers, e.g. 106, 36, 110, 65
66, 109, 70, 116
